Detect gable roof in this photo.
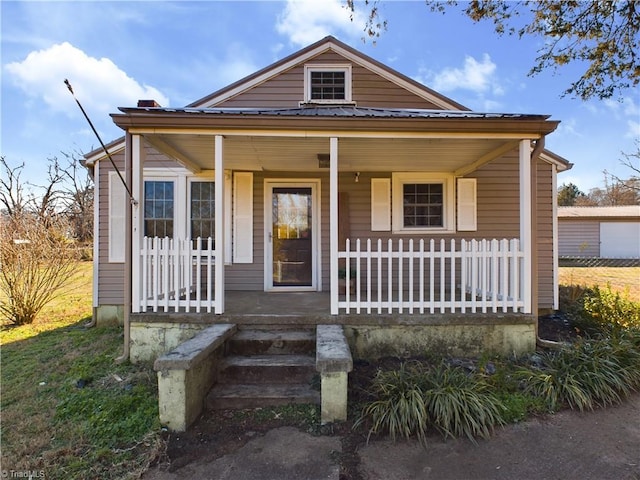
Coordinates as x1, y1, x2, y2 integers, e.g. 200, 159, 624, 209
558, 206, 640, 219
84, 36, 571, 173
187, 36, 468, 111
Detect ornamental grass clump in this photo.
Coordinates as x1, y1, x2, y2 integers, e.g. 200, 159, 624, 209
355, 361, 505, 445
355, 362, 430, 444
518, 334, 640, 412
423, 363, 505, 442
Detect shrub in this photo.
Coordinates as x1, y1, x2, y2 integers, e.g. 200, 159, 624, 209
422, 364, 505, 442
583, 285, 640, 330
355, 362, 430, 444
567, 284, 640, 334
0, 215, 76, 325
355, 361, 505, 444
518, 334, 640, 412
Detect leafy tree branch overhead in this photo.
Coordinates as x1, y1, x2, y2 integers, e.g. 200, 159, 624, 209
347, 0, 640, 100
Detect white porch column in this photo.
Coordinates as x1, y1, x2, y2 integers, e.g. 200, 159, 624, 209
519, 139, 532, 314
214, 135, 225, 314
330, 137, 339, 315
131, 134, 145, 313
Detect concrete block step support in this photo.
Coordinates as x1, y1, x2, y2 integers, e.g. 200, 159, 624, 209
217, 354, 317, 384
207, 383, 320, 410
226, 329, 316, 356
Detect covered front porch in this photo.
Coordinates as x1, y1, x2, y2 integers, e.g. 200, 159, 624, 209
115, 107, 549, 321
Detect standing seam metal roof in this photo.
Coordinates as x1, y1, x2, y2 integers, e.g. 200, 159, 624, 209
116, 105, 551, 120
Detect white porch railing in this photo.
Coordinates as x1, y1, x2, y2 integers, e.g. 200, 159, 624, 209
139, 236, 217, 313
338, 238, 525, 314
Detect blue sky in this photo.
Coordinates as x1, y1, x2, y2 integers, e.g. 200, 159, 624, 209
2, 0, 639, 193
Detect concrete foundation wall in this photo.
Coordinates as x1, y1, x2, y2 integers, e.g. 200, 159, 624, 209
344, 322, 536, 359
95, 305, 124, 326
130, 322, 208, 363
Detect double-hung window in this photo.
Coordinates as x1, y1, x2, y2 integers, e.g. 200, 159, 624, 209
392, 173, 455, 233
190, 181, 215, 245
144, 180, 174, 238
402, 183, 443, 228
304, 65, 352, 104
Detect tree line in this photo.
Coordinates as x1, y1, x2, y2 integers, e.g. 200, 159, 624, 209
558, 145, 640, 207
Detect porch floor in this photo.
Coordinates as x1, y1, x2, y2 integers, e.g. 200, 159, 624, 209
133, 290, 534, 327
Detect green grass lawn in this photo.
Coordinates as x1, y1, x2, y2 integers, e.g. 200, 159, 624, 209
0, 261, 162, 479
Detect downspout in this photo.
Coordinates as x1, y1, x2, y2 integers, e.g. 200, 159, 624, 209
531, 137, 564, 350
116, 132, 133, 363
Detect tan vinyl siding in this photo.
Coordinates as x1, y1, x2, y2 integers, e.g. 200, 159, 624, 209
558, 221, 600, 257
216, 50, 442, 109
225, 171, 265, 290
536, 160, 554, 309
97, 149, 126, 305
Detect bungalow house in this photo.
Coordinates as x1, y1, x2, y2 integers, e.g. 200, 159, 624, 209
85, 36, 572, 364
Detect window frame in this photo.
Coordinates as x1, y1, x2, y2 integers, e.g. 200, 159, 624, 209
187, 177, 216, 244
303, 64, 353, 104
143, 178, 176, 239
392, 173, 456, 234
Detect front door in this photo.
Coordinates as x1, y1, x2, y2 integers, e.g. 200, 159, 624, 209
265, 181, 319, 291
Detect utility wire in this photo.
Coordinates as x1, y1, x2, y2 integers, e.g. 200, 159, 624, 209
64, 79, 137, 205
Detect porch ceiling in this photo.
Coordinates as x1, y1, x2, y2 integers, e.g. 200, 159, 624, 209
145, 133, 517, 173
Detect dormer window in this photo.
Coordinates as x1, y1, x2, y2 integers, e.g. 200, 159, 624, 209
304, 64, 353, 104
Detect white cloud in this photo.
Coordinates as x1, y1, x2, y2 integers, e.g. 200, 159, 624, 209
555, 118, 583, 139
429, 54, 501, 94
5, 42, 169, 117
626, 119, 640, 140
276, 0, 364, 46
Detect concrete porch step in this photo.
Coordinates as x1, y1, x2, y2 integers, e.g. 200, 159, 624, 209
218, 354, 317, 384
206, 383, 320, 410
227, 329, 315, 356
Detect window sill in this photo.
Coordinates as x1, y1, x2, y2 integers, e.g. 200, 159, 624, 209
299, 101, 357, 107
392, 228, 456, 235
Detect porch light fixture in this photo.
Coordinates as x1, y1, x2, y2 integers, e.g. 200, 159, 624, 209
317, 153, 330, 169
355, 172, 360, 183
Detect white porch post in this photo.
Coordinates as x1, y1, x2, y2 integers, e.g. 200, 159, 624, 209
330, 137, 339, 315
215, 135, 225, 314
131, 134, 144, 313
519, 139, 532, 314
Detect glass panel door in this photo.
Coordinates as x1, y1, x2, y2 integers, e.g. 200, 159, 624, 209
271, 187, 313, 287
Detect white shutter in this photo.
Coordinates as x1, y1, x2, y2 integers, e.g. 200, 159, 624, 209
108, 172, 127, 262
225, 171, 232, 264
233, 172, 253, 263
371, 178, 391, 231
457, 178, 477, 231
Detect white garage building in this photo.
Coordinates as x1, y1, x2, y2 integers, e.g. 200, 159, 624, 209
558, 206, 640, 259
